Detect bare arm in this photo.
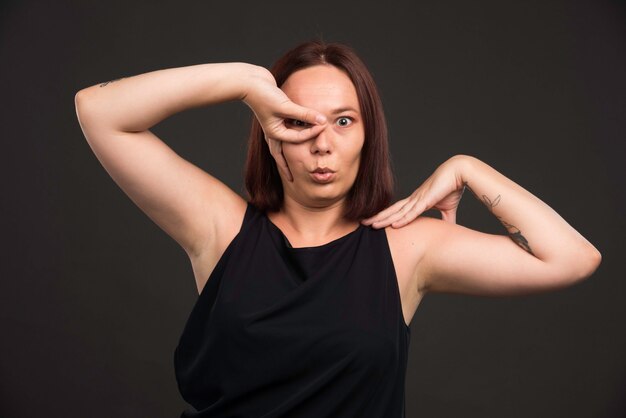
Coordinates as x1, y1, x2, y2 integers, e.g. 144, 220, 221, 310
364, 155, 601, 296
458, 155, 601, 274
74, 63, 267, 258
74, 62, 325, 271
422, 155, 601, 295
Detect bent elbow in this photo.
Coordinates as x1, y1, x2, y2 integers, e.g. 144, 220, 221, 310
574, 247, 602, 283
587, 247, 602, 277
74, 89, 89, 109
74, 89, 97, 129
547, 246, 602, 290
74, 90, 88, 117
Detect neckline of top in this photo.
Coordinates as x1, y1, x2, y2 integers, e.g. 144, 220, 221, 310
265, 215, 364, 251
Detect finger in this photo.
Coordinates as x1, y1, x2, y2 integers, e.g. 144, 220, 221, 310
391, 204, 424, 228
366, 202, 406, 227
379, 196, 431, 228
275, 123, 326, 143
281, 101, 327, 126
273, 141, 292, 182
360, 199, 413, 228
373, 200, 419, 229
394, 197, 434, 227
272, 102, 328, 143
361, 198, 410, 226
279, 142, 294, 182
266, 137, 291, 181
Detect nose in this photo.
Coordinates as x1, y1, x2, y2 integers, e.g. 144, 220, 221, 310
310, 126, 332, 155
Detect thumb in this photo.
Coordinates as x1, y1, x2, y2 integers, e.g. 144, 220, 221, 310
282, 101, 327, 125
441, 209, 457, 224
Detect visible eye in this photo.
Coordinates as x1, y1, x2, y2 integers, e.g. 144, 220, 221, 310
336, 117, 353, 127
287, 119, 311, 129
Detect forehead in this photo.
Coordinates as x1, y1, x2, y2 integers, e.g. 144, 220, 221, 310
281, 65, 360, 113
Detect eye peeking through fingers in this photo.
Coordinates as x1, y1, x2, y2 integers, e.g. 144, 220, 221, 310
286, 119, 311, 129
286, 116, 353, 129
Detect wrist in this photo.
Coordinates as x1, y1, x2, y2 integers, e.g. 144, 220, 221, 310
448, 154, 478, 185
240, 64, 275, 103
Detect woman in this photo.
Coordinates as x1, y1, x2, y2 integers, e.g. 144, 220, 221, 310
75, 40, 601, 417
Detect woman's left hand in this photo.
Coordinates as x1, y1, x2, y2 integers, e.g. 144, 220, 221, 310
361, 155, 471, 228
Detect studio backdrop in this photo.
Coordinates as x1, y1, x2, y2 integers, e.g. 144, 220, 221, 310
1, 0, 624, 417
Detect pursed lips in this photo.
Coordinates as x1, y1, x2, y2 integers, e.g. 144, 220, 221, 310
311, 167, 335, 173
309, 168, 336, 183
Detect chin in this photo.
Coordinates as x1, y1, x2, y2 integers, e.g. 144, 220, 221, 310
302, 188, 346, 206
285, 175, 352, 205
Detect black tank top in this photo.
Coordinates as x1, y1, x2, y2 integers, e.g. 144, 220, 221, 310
174, 202, 411, 417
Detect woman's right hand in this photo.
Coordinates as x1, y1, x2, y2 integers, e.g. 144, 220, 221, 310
241, 66, 327, 182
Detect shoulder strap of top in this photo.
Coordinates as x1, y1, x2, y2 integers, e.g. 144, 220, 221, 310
240, 201, 261, 233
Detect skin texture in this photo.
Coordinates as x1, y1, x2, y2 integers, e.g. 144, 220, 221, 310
265, 65, 366, 245
280, 66, 364, 206
77, 61, 601, 303
261, 65, 601, 296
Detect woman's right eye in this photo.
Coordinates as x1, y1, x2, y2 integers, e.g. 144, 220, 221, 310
287, 119, 310, 128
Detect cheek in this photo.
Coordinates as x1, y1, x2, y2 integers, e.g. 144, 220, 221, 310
281, 144, 306, 170
348, 141, 364, 167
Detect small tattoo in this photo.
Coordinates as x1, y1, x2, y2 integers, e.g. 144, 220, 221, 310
99, 77, 125, 87
463, 181, 500, 211
463, 181, 535, 256
507, 227, 534, 255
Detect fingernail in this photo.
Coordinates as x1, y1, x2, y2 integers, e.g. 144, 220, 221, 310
316, 114, 327, 124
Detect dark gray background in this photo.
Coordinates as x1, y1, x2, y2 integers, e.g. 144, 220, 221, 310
2, 0, 624, 417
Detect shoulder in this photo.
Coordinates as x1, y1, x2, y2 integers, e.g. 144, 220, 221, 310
192, 196, 249, 257
217, 198, 250, 247
188, 198, 249, 293
383, 215, 444, 293
383, 214, 442, 255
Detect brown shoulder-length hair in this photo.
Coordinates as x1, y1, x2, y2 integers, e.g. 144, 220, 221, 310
244, 40, 395, 221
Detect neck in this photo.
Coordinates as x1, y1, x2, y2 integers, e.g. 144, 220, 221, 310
270, 195, 357, 242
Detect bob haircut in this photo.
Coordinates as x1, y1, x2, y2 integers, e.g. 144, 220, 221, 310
244, 40, 395, 221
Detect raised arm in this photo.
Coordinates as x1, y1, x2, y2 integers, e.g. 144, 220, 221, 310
74, 63, 326, 292
363, 155, 602, 296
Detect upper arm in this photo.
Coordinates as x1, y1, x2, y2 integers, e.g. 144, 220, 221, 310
412, 217, 595, 297
75, 91, 247, 257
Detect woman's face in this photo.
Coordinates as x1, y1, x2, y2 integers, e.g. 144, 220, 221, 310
279, 64, 365, 209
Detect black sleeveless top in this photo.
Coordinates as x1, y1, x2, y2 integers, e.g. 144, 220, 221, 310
174, 202, 411, 417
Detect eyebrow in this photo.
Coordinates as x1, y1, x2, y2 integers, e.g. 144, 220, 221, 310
330, 106, 359, 114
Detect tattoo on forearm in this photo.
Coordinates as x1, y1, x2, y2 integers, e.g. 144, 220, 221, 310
463, 181, 535, 256
99, 77, 126, 87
